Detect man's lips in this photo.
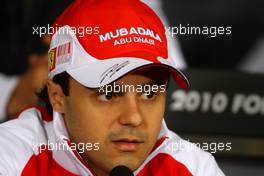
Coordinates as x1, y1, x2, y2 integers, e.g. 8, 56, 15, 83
112, 138, 144, 152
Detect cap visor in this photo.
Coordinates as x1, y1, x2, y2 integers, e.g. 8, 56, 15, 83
67, 57, 189, 89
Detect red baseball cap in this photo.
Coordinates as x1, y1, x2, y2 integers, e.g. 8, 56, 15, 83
48, 0, 189, 89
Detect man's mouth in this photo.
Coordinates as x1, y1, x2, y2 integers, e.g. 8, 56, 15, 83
112, 138, 144, 152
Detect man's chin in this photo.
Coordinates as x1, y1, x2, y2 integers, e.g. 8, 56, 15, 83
109, 155, 145, 172
99, 143, 150, 172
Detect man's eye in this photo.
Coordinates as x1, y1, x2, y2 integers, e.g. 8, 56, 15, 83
98, 92, 114, 101
141, 91, 157, 100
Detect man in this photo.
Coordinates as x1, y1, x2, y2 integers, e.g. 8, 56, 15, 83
0, 37, 49, 121
3, 53, 48, 118
0, 0, 225, 175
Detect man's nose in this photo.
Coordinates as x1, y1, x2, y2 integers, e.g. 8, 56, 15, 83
118, 93, 143, 127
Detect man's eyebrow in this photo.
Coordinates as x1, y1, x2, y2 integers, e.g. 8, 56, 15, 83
140, 80, 167, 86
110, 80, 161, 87
112, 79, 167, 87
139, 80, 156, 87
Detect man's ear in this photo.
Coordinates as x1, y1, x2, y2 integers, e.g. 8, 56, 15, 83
47, 78, 66, 114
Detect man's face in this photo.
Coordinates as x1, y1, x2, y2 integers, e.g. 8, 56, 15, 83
62, 68, 168, 175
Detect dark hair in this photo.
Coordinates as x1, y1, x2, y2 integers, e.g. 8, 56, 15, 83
37, 72, 70, 115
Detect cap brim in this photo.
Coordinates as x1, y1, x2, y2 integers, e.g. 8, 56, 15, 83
67, 57, 189, 89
